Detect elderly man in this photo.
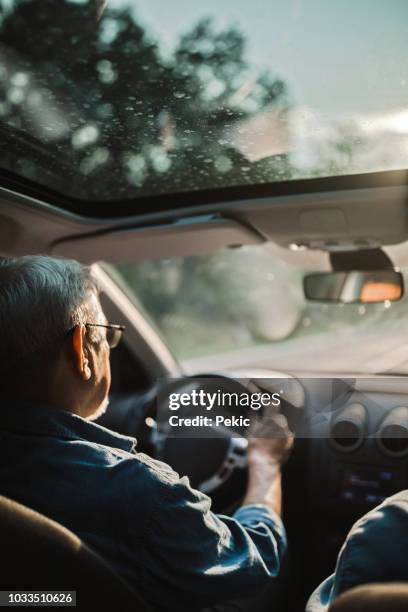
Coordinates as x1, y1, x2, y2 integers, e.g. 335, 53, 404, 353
0, 255, 293, 612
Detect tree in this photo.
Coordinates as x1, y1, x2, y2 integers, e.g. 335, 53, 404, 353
0, 0, 290, 202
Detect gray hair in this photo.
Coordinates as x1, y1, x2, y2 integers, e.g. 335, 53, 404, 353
0, 255, 99, 371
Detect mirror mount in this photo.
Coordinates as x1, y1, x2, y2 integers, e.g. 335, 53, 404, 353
330, 248, 393, 272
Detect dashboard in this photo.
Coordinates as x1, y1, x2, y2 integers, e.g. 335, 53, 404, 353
286, 376, 408, 604
303, 377, 408, 516
105, 365, 408, 518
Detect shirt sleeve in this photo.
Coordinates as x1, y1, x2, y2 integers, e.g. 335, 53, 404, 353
306, 491, 408, 612
145, 474, 287, 610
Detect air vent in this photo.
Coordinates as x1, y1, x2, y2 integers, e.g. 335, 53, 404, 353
330, 403, 366, 452
377, 407, 408, 458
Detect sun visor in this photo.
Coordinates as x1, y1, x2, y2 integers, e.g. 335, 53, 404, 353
51, 216, 264, 263
233, 185, 408, 251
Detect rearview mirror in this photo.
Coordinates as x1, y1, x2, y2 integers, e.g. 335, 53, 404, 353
304, 270, 404, 304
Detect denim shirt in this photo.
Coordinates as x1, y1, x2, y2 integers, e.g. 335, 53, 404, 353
0, 403, 286, 611
307, 490, 408, 612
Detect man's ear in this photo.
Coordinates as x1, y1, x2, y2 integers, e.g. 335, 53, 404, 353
72, 325, 91, 381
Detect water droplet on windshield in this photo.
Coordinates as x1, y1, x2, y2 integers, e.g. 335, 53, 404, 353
215, 155, 232, 173
72, 125, 99, 149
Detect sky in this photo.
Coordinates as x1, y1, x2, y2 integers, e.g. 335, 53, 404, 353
110, 0, 408, 116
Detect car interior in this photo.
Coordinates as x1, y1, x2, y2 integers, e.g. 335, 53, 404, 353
1, 0, 408, 610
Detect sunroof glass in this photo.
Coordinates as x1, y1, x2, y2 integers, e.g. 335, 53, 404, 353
0, 0, 407, 204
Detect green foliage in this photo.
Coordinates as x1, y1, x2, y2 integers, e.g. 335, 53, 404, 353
0, 0, 290, 200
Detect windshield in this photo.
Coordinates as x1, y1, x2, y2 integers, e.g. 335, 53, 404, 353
109, 245, 408, 375
0, 0, 407, 203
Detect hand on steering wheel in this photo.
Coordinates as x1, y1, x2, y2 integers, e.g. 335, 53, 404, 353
247, 413, 294, 468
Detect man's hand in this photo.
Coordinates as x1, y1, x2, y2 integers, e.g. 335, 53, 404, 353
242, 414, 294, 516
248, 413, 294, 467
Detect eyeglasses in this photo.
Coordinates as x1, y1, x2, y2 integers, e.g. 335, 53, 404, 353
66, 323, 125, 349
85, 323, 125, 349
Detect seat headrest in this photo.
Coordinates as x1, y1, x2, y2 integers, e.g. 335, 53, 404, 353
330, 583, 408, 612
0, 495, 151, 611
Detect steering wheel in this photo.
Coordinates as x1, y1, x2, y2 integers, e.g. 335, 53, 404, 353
103, 372, 304, 512
141, 373, 305, 512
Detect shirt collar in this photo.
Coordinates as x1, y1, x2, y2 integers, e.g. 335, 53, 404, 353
0, 401, 136, 453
